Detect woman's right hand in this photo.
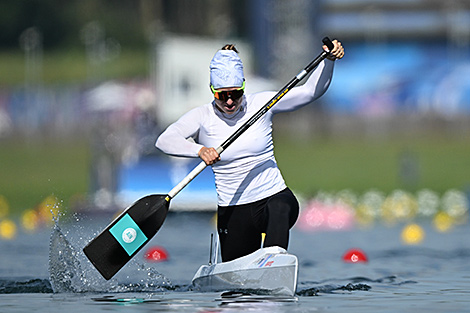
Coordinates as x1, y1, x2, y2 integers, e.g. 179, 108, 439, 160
198, 147, 221, 165
323, 39, 344, 61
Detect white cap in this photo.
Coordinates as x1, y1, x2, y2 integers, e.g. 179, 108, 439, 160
209, 50, 244, 89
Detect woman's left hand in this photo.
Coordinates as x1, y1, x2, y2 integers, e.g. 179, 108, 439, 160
323, 39, 344, 61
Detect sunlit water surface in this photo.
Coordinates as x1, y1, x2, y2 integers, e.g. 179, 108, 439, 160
1, 211, 469, 312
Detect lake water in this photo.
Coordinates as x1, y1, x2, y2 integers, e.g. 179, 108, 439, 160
1, 210, 469, 312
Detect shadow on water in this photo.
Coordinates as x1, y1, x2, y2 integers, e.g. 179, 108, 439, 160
296, 275, 420, 296
0, 278, 53, 294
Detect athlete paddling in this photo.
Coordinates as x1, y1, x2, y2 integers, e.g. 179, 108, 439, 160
156, 41, 344, 262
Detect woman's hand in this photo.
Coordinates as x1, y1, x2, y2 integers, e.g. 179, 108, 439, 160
323, 39, 344, 61
198, 147, 221, 165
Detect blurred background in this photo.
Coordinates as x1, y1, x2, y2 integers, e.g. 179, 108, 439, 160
0, 0, 469, 237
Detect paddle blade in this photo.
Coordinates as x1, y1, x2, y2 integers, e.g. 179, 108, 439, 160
83, 194, 170, 280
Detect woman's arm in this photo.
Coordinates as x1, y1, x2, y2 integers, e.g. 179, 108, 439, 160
271, 59, 334, 114
155, 107, 205, 158
271, 39, 344, 113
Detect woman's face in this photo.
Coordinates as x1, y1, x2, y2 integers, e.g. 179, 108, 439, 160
213, 87, 244, 114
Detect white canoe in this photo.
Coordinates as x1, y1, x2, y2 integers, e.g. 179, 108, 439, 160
191, 246, 298, 296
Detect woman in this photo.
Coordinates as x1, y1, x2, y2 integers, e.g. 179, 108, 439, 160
156, 40, 344, 262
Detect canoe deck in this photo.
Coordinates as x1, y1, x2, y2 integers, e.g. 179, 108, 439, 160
191, 246, 298, 296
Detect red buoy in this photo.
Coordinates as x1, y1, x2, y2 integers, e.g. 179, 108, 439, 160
144, 246, 169, 262
342, 248, 368, 263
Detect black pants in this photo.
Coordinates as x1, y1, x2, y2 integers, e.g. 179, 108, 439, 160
217, 188, 299, 262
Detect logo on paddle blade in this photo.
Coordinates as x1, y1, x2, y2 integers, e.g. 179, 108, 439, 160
109, 213, 148, 256
122, 228, 137, 243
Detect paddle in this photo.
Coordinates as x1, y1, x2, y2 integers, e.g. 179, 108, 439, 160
83, 37, 335, 280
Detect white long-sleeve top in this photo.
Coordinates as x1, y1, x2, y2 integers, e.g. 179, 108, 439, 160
156, 59, 334, 206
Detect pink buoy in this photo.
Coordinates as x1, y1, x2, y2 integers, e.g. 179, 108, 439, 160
297, 200, 355, 232
342, 248, 368, 263
144, 246, 169, 262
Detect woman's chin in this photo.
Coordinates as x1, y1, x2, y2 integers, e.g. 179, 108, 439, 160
224, 106, 236, 113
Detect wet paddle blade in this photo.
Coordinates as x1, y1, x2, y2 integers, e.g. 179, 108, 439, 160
83, 194, 170, 280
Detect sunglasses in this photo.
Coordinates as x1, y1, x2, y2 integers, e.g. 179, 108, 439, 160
211, 81, 245, 102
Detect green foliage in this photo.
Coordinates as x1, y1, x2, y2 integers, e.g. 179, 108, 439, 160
0, 0, 146, 49
1, 134, 469, 214
0, 48, 149, 85
274, 135, 470, 196
0, 138, 90, 213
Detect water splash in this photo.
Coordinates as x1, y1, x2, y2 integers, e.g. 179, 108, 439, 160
48, 211, 175, 293
48, 221, 86, 293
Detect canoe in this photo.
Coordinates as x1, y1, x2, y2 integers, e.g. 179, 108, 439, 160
191, 246, 298, 296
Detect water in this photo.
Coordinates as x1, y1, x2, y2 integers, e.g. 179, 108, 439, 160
1, 211, 469, 312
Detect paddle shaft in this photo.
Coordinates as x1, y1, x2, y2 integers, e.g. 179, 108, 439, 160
167, 37, 334, 200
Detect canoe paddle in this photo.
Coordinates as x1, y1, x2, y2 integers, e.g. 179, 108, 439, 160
83, 37, 335, 280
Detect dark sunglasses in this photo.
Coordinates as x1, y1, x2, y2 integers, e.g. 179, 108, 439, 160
211, 81, 245, 102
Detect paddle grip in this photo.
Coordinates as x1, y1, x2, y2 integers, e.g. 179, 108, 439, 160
322, 37, 334, 51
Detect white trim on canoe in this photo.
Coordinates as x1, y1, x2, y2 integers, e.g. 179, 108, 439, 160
191, 246, 298, 296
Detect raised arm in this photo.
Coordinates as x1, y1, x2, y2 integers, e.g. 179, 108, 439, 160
271, 39, 344, 114
270, 59, 334, 114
